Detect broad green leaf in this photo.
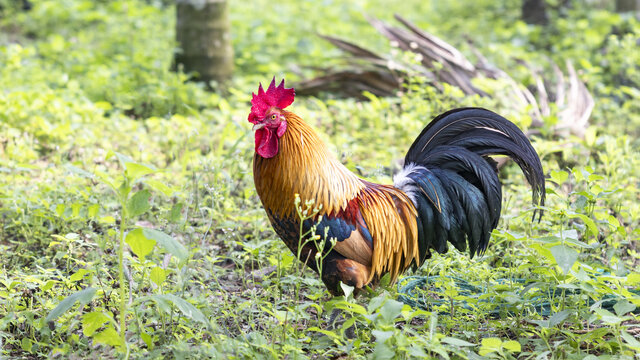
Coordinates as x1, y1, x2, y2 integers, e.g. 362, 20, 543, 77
407, 345, 428, 358
151, 294, 209, 327
127, 189, 151, 217
308, 326, 343, 344
88, 204, 100, 218
479, 337, 502, 356
145, 179, 174, 197
93, 170, 116, 189
367, 295, 386, 314
93, 326, 123, 348
574, 267, 590, 281
371, 343, 395, 360
594, 308, 624, 325
621, 330, 640, 350
150, 267, 166, 286
41, 280, 56, 292
46, 287, 97, 322
568, 213, 598, 237
613, 300, 636, 316
371, 330, 394, 343
117, 181, 132, 201
550, 170, 568, 184
141, 332, 153, 349
110, 151, 132, 168
550, 244, 578, 275
82, 312, 111, 337
169, 202, 183, 223
142, 228, 188, 261
549, 309, 571, 327
21, 338, 32, 352
125, 162, 156, 182
69, 269, 91, 282
627, 273, 640, 285
125, 228, 156, 259
108, 152, 155, 182
333, 300, 368, 315
503, 340, 521, 353
379, 299, 404, 323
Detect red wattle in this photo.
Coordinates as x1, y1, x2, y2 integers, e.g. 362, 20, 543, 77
255, 128, 279, 158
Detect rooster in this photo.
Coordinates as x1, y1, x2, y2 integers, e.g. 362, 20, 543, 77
250, 78, 545, 295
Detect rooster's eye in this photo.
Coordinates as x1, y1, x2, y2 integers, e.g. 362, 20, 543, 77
271, 114, 277, 120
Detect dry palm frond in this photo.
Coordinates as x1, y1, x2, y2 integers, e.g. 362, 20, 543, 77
297, 14, 593, 138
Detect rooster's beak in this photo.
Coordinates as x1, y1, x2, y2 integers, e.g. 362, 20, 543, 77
252, 123, 265, 131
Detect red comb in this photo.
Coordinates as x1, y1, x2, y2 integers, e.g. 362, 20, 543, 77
248, 77, 295, 124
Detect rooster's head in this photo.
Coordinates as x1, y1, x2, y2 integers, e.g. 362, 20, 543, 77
248, 77, 295, 158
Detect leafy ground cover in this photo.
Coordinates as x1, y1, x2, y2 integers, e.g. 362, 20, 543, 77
1, 0, 639, 358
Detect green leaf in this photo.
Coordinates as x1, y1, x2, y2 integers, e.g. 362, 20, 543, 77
549, 309, 571, 327
371, 330, 394, 344
108, 152, 155, 182
150, 294, 209, 327
550, 170, 568, 184
142, 228, 188, 261
117, 181, 132, 201
169, 202, 183, 223
379, 299, 404, 323
550, 244, 578, 275
42, 280, 56, 292
627, 273, 640, 285
125, 162, 156, 182
333, 299, 368, 315
21, 338, 32, 352
613, 300, 636, 316
145, 179, 174, 197
125, 228, 156, 259
69, 269, 91, 282
82, 312, 111, 337
594, 308, 624, 325
308, 326, 343, 344
367, 295, 386, 313
503, 340, 521, 353
46, 287, 97, 322
127, 189, 151, 217
372, 343, 394, 360
150, 267, 166, 286
93, 326, 123, 348
141, 332, 153, 349
621, 330, 640, 350
88, 204, 100, 218
568, 213, 598, 237
479, 337, 502, 356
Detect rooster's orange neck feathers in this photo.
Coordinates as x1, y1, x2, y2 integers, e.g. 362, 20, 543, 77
253, 111, 365, 218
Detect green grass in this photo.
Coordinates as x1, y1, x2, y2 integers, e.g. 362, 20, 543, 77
1, 0, 639, 358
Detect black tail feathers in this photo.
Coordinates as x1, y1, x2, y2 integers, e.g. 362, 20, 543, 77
396, 107, 545, 264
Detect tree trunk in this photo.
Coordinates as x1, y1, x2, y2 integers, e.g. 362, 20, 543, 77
174, 0, 233, 85
616, 0, 640, 17
522, 0, 549, 25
